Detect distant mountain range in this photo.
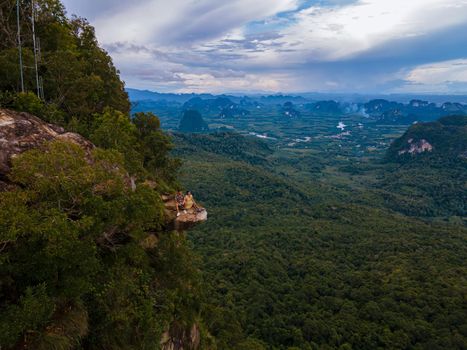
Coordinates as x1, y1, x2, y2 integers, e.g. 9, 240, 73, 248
127, 88, 467, 104
364, 99, 467, 124
128, 88, 467, 125
127, 89, 217, 103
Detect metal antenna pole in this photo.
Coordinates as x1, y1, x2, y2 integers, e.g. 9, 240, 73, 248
37, 37, 44, 99
16, 0, 25, 93
31, 0, 40, 97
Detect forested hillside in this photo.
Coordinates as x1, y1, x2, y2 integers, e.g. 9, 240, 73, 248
0, 1, 209, 349
377, 115, 467, 218
386, 115, 467, 163
174, 132, 467, 350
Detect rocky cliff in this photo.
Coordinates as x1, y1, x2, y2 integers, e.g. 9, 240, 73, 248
0, 108, 207, 231
161, 324, 201, 350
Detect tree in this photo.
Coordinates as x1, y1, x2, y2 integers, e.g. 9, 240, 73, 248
0, 0, 130, 124
134, 112, 180, 184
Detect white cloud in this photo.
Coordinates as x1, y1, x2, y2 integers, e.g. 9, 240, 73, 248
406, 59, 467, 84
174, 72, 287, 93
184, 0, 467, 79
93, 0, 298, 45
394, 58, 467, 92
272, 0, 467, 62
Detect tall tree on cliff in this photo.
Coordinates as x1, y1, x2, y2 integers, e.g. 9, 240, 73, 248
0, 0, 130, 124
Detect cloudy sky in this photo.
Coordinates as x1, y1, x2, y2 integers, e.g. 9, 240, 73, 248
61, 0, 467, 94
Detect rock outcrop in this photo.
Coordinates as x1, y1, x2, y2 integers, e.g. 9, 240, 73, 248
398, 138, 433, 155
161, 324, 201, 350
179, 110, 209, 133
162, 195, 208, 231
0, 108, 206, 350
0, 109, 93, 177
0, 109, 206, 350
386, 115, 467, 162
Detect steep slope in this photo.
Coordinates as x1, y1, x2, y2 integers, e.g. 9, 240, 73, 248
0, 1, 211, 348
0, 109, 212, 350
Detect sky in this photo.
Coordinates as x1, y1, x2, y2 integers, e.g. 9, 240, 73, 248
61, 0, 467, 94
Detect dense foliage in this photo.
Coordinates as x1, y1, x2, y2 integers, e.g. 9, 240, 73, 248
0, 0, 129, 126
0, 141, 204, 349
174, 132, 273, 165
174, 132, 467, 350
89, 109, 180, 186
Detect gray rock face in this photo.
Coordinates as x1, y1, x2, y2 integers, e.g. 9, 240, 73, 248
398, 138, 433, 155
0, 109, 93, 177
161, 324, 201, 350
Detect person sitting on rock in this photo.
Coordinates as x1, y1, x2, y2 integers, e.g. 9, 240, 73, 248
184, 191, 200, 212
175, 190, 186, 217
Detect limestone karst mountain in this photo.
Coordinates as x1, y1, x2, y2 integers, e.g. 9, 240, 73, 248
179, 110, 209, 132
386, 115, 467, 162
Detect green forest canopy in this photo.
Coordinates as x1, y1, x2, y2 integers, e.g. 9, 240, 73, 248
174, 132, 467, 350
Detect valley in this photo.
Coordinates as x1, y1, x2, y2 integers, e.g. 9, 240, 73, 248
131, 91, 467, 221
131, 91, 467, 349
